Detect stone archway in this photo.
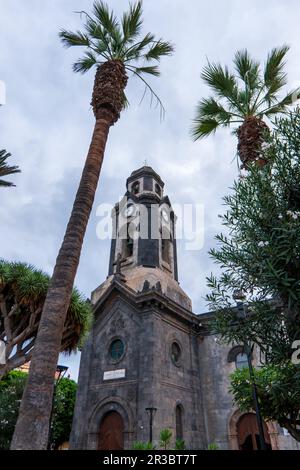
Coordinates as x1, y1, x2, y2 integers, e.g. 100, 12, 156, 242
228, 410, 279, 450
87, 397, 135, 450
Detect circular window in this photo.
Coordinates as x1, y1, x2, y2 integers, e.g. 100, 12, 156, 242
109, 339, 125, 361
171, 342, 182, 366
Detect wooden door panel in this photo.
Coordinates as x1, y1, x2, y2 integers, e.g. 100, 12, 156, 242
98, 411, 124, 450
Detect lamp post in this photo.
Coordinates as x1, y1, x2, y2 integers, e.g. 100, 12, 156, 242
145, 407, 157, 443
48, 364, 69, 450
232, 290, 267, 451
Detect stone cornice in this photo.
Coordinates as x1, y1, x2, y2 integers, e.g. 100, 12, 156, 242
92, 277, 205, 332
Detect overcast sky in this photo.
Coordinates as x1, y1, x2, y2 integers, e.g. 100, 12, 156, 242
1, 0, 300, 379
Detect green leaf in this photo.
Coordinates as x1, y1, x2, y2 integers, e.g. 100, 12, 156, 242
59, 30, 90, 48
264, 45, 289, 92
92, 1, 120, 36
122, 1, 143, 42
201, 62, 239, 103
0, 149, 21, 188
123, 32, 155, 61
144, 40, 174, 61
233, 49, 260, 90
263, 89, 300, 116
73, 52, 98, 74
131, 65, 160, 77
196, 97, 239, 122
192, 118, 222, 140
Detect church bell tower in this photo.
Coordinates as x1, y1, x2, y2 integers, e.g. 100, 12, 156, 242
108, 165, 178, 282
70, 166, 206, 450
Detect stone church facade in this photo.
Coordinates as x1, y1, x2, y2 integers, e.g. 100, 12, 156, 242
70, 166, 300, 450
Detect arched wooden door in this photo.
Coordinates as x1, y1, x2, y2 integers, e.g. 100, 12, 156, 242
98, 411, 124, 450
237, 413, 272, 450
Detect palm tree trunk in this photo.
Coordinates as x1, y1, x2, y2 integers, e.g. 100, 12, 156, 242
237, 116, 269, 168
11, 114, 112, 450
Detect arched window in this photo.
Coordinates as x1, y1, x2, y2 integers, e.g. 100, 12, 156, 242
175, 405, 183, 441
171, 342, 182, 366
228, 345, 250, 370
161, 227, 172, 265
132, 181, 140, 195
120, 223, 134, 258
109, 339, 125, 361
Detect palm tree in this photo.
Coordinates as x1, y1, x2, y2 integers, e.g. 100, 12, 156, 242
192, 46, 299, 168
0, 260, 91, 380
11, 1, 173, 450
0, 149, 20, 187
159, 428, 172, 450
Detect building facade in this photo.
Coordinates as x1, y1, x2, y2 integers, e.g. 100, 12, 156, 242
70, 166, 300, 450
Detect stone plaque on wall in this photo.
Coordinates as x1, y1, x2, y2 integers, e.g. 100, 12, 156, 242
103, 369, 126, 381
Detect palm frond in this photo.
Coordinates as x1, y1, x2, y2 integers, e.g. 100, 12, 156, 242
130, 65, 160, 77
0, 179, 15, 188
92, 1, 120, 36
0, 150, 20, 188
122, 32, 155, 61
110, 27, 124, 57
263, 89, 300, 116
94, 39, 110, 58
234, 49, 260, 90
201, 62, 242, 113
197, 97, 241, 121
125, 65, 165, 119
83, 15, 113, 59
192, 118, 221, 140
264, 45, 289, 95
122, 0, 143, 42
84, 16, 107, 42
59, 30, 90, 48
144, 40, 174, 62
73, 52, 98, 74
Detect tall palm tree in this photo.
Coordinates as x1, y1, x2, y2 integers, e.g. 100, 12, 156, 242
11, 1, 173, 450
0, 149, 20, 187
192, 46, 299, 168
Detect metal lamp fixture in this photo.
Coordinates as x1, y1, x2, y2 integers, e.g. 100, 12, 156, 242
145, 407, 157, 443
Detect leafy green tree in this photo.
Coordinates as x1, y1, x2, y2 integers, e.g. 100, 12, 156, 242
206, 111, 300, 442
230, 362, 300, 442
0, 149, 20, 187
0, 260, 92, 379
50, 377, 77, 449
159, 428, 172, 450
12, 1, 173, 450
0, 371, 26, 450
207, 110, 300, 362
0, 372, 77, 449
192, 47, 299, 168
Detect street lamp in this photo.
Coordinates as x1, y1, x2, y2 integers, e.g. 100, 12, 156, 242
232, 290, 267, 451
48, 365, 69, 450
145, 407, 157, 443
